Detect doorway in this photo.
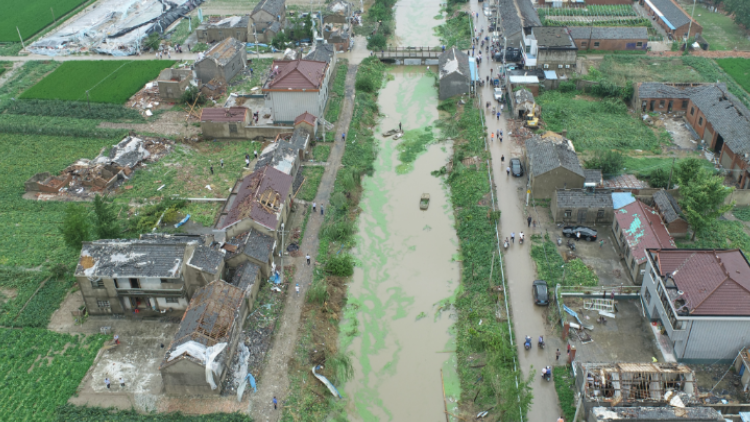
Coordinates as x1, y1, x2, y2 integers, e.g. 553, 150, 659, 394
578, 209, 587, 223
714, 134, 724, 153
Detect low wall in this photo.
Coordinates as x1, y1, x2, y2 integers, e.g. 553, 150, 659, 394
202, 122, 293, 140
726, 189, 750, 206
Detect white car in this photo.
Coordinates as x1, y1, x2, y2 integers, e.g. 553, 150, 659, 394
493, 88, 503, 101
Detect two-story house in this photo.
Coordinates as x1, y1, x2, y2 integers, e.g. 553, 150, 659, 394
641, 248, 750, 363
264, 59, 330, 124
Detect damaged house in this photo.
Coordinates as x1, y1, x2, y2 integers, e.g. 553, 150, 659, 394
196, 15, 252, 43
641, 248, 750, 362
524, 132, 586, 199
651, 190, 688, 238
438, 47, 470, 100
256, 112, 316, 178
194, 38, 247, 84
215, 165, 294, 240
200, 107, 252, 139
251, 0, 286, 42
160, 280, 248, 395
223, 229, 277, 280
157, 68, 198, 102
551, 189, 614, 224
74, 234, 224, 315
575, 362, 697, 418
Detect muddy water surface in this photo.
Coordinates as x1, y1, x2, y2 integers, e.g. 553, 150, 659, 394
342, 69, 460, 421
394, 0, 444, 46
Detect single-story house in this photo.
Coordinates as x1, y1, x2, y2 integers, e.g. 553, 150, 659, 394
612, 200, 675, 284
157, 68, 197, 101
522, 26, 577, 71
639, 0, 702, 41
322, 23, 352, 52
652, 189, 688, 238
568, 27, 648, 51
584, 169, 603, 187
524, 132, 586, 199
633, 82, 712, 113
641, 248, 750, 363
251, 0, 286, 33
551, 189, 614, 224
438, 47, 471, 100
196, 15, 252, 43
304, 43, 336, 65
223, 229, 277, 279
194, 38, 247, 84
160, 280, 248, 395
264, 59, 330, 124
200, 107, 251, 139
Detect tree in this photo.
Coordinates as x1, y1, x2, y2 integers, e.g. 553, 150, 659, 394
180, 86, 205, 106
676, 165, 734, 240
93, 195, 121, 239
724, 0, 750, 30
674, 157, 704, 186
60, 203, 91, 249
144, 32, 162, 51
584, 150, 624, 178
271, 31, 289, 50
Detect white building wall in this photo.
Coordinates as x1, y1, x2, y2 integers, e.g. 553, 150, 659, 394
156, 297, 190, 310
269, 91, 323, 122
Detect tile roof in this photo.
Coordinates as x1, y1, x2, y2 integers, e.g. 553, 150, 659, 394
203, 15, 250, 29
525, 134, 585, 178
304, 44, 335, 63
294, 112, 317, 127
252, 0, 285, 19
222, 166, 293, 230
231, 261, 261, 292
516, 0, 542, 27
201, 107, 248, 123
648, 0, 691, 30
188, 245, 224, 274
584, 169, 603, 186
615, 200, 675, 264
532, 27, 576, 49
568, 27, 648, 41
439, 47, 470, 78
224, 229, 276, 264
556, 189, 613, 209
649, 249, 750, 316
75, 239, 196, 279
637, 82, 715, 100
198, 38, 245, 67
499, 0, 523, 38
254, 140, 298, 175
266, 60, 328, 90
689, 85, 750, 160
652, 189, 682, 223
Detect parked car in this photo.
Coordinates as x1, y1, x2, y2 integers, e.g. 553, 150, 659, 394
563, 226, 598, 241
533, 280, 549, 306
493, 88, 503, 101
510, 158, 523, 177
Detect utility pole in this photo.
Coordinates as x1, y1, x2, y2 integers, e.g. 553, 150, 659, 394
86, 90, 91, 112
16, 27, 25, 49
51, 8, 56, 24
667, 157, 676, 189
280, 223, 285, 285
686, 0, 698, 42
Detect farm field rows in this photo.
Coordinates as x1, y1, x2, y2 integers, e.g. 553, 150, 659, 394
0, 0, 87, 41
21, 61, 175, 104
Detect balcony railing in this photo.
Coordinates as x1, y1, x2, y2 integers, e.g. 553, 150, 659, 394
116, 286, 185, 298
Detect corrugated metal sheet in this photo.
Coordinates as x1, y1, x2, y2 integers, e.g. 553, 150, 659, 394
683, 319, 750, 361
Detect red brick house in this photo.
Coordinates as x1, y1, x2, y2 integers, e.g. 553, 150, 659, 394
640, 0, 702, 41
568, 27, 648, 51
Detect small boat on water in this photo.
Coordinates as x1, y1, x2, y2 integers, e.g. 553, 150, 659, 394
420, 193, 430, 210
392, 132, 403, 140
382, 129, 398, 137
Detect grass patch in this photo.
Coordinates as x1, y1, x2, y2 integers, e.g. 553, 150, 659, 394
716, 58, 750, 95
7, 99, 143, 121
553, 366, 577, 422
681, 56, 750, 108
677, 220, 750, 255
589, 56, 707, 87
168, 16, 201, 45
537, 91, 659, 151
531, 234, 598, 287
0, 61, 59, 113
0, 0, 87, 41
57, 405, 252, 421
675, 0, 750, 51
324, 62, 349, 123
21, 61, 174, 104
436, 13, 472, 49
733, 207, 750, 222
296, 166, 325, 202
623, 155, 714, 177
230, 58, 273, 94
313, 145, 331, 162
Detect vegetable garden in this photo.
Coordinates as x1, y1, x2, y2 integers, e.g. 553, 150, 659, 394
539, 5, 647, 26
21, 61, 174, 104
0, 0, 88, 41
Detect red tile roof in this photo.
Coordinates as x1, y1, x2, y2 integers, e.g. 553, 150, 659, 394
615, 200, 675, 264
650, 249, 750, 316
265, 60, 327, 91
201, 107, 248, 122
294, 111, 317, 126
222, 166, 292, 230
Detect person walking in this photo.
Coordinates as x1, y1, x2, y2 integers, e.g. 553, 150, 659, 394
312, 202, 316, 212
295, 284, 300, 294
254, 150, 258, 159
490, 132, 494, 142
114, 334, 119, 345
556, 349, 561, 361
105, 378, 111, 390
342, 132, 346, 141
557, 417, 565, 422
120, 377, 125, 388
273, 396, 278, 410
527, 216, 532, 227
599, 239, 605, 248
245, 157, 250, 168
496, 111, 500, 121
320, 205, 324, 215
210, 165, 214, 175
506, 166, 510, 176
399, 122, 402, 132
220, 158, 224, 168
501, 155, 505, 163
306, 254, 311, 265
510, 232, 515, 243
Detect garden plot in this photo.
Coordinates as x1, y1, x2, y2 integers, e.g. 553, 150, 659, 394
0, 0, 87, 42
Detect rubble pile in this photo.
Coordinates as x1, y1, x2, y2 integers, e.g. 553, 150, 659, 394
130, 83, 162, 116
25, 136, 173, 200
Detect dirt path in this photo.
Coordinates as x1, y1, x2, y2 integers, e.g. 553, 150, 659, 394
98, 111, 201, 137
248, 64, 358, 421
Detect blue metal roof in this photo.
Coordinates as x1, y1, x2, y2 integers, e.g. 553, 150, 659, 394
543, 71, 557, 80
469, 58, 478, 82
612, 192, 636, 210
659, 16, 676, 30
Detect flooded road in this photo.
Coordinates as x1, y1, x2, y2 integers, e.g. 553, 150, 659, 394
342, 69, 461, 421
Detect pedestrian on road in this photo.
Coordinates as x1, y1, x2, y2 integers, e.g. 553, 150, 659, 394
210, 165, 214, 175
490, 132, 494, 142
506, 166, 510, 176
306, 254, 311, 265
295, 284, 300, 294
567, 342, 571, 354
556, 349, 561, 361
120, 377, 125, 387
250, 67, 254, 76
342, 132, 346, 141
187, 44, 191, 52
599, 240, 605, 248
245, 158, 250, 167
320, 205, 324, 215
511, 232, 515, 243
527, 216, 532, 227
496, 111, 500, 120
114, 334, 119, 344
105, 378, 111, 389
501, 155, 505, 162
167, 51, 171, 59
254, 150, 258, 159
273, 396, 278, 409
576, 232, 581, 241
558, 417, 565, 422
220, 158, 224, 168
399, 122, 402, 132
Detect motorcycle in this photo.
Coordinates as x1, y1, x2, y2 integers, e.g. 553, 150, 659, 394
541, 367, 552, 382
503, 240, 509, 249
567, 239, 576, 251
538, 337, 545, 349
519, 236, 524, 245
524, 336, 531, 350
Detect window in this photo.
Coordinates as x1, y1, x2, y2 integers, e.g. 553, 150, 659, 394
659, 100, 665, 108
160, 278, 170, 283
581, 42, 588, 46
129, 278, 140, 288
91, 279, 104, 289
698, 117, 703, 126
229, 123, 238, 134
644, 287, 651, 304
597, 209, 605, 219
594, 41, 600, 48
165, 298, 179, 304
543, 64, 549, 69
690, 107, 695, 116
636, 42, 643, 47
682, 100, 688, 108
97, 300, 110, 308
564, 210, 572, 218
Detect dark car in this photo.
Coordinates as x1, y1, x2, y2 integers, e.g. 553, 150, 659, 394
510, 158, 524, 177
533, 280, 549, 306
563, 226, 598, 241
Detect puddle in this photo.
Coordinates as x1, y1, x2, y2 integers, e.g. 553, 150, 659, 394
342, 68, 460, 421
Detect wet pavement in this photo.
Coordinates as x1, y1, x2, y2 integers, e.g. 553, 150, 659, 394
468, 0, 563, 419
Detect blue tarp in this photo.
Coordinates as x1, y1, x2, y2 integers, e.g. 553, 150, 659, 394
612, 192, 636, 210
469, 57, 478, 82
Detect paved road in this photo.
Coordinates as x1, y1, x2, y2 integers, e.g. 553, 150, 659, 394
469, 1, 563, 421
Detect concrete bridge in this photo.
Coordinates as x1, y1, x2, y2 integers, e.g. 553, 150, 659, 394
375, 47, 443, 65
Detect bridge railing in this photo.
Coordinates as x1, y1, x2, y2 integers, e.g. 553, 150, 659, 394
376, 46, 443, 58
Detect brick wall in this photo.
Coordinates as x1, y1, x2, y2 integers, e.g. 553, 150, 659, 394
637, 96, 691, 113
574, 38, 648, 51
641, 0, 702, 40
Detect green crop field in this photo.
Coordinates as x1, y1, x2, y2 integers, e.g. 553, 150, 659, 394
21, 61, 174, 104
716, 58, 750, 95
0, 0, 88, 42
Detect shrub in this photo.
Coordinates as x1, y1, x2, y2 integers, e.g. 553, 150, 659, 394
60, 203, 91, 249
558, 81, 576, 93
367, 33, 387, 51
584, 150, 625, 178
306, 277, 329, 305
325, 254, 354, 276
